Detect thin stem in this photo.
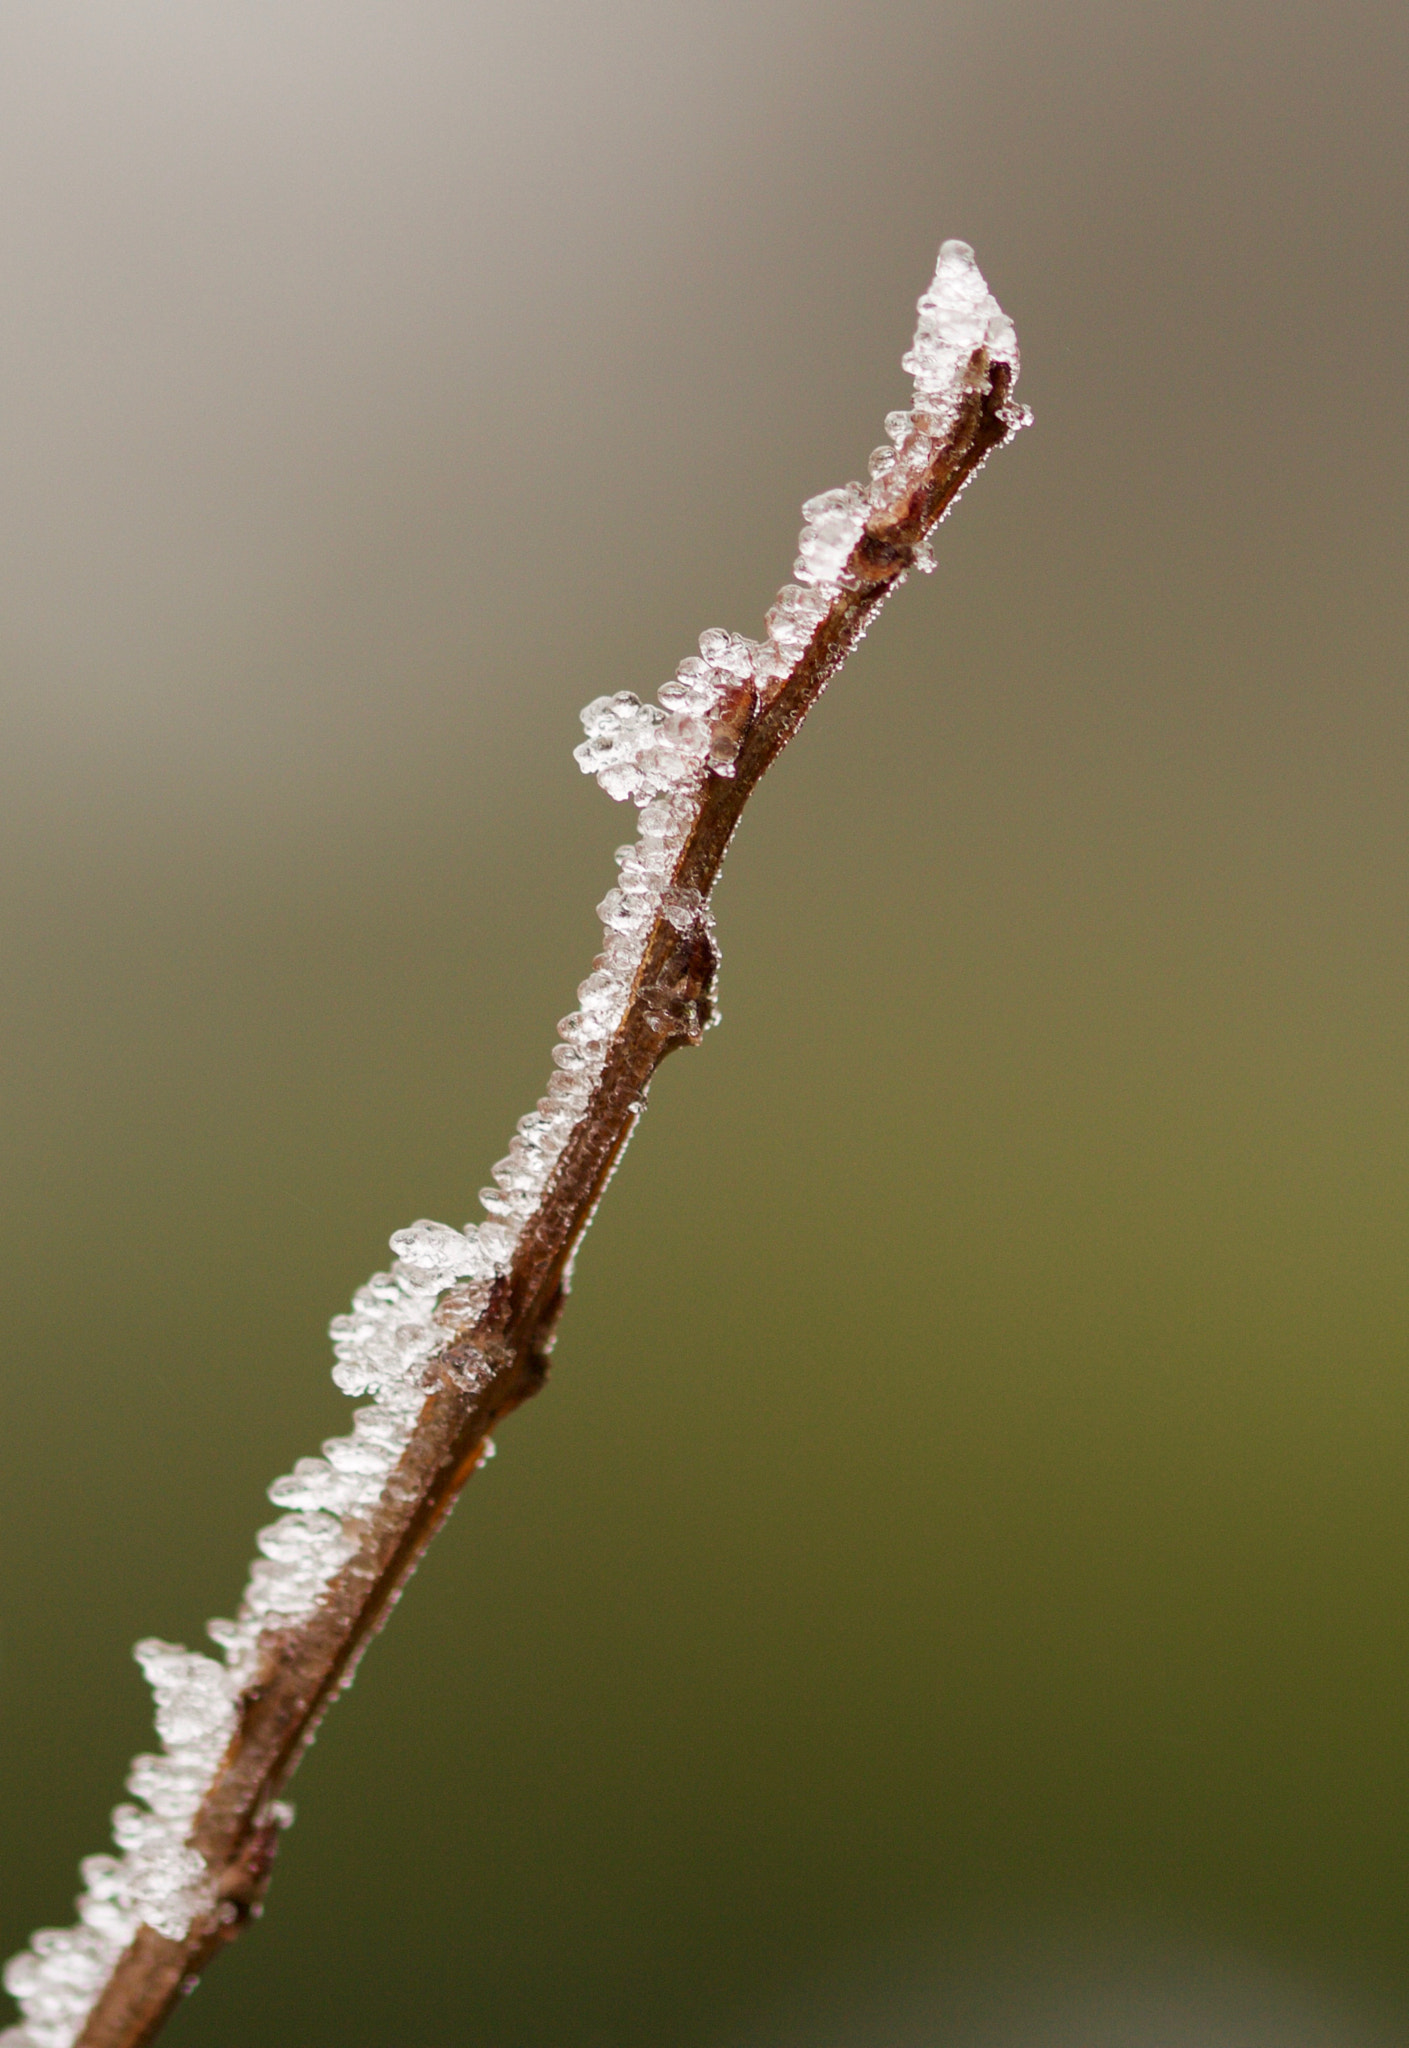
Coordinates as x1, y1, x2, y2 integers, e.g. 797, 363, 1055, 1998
60, 348, 1021, 2048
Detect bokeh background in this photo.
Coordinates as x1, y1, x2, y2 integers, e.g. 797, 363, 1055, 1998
2, 2, 1407, 2042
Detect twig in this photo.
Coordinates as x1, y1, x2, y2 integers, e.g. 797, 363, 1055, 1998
3, 242, 1026, 2048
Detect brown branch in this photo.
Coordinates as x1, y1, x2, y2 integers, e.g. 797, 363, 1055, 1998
72, 357, 1022, 2048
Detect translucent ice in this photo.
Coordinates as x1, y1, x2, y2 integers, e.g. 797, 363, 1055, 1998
764, 583, 829, 661
134, 1641, 236, 1753
388, 1219, 489, 1285
793, 483, 868, 590
267, 1455, 361, 1516
573, 682, 722, 807
902, 238, 1018, 418
3, 1924, 132, 2048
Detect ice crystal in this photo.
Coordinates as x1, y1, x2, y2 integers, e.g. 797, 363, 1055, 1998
3, 237, 1021, 2048
903, 236, 1018, 417
794, 482, 869, 589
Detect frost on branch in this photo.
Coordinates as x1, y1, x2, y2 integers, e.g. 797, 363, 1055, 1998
2, 239, 1024, 2048
0, 1645, 237, 2048
903, 236, 1018, 414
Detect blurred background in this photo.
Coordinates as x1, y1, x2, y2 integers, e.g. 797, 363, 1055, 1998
1, 2, 1407, 2042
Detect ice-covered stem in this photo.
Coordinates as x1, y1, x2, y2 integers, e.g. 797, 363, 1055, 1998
6, 243, 1025, 2048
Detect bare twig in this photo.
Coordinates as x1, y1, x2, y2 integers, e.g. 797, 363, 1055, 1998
5, 245, 1025, 2048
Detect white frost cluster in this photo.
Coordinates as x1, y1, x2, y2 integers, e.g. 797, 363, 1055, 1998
573, 626, 765, 806
902, 235, 1019, 417
2, 238, 1020, 2048
793, 483, 869, 589
0, 1642, 237, 2048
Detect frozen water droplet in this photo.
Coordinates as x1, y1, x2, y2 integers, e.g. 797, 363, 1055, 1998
902, 239, 1018, 415
268, 1457, 359, 1516
659, 886, 705, 932
388, 1220, 483, 1283
794, 482, 867, 590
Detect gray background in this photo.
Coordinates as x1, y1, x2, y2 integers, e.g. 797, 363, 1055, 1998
2, 2, 1407, 2041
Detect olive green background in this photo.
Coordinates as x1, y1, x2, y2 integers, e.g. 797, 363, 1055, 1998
2, 2, 1407, 2042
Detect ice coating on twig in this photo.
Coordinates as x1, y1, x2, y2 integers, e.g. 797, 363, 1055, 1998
2, 239, 1022, 2048
0, 1644, 239, 2048
904, 236, 1018, 413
